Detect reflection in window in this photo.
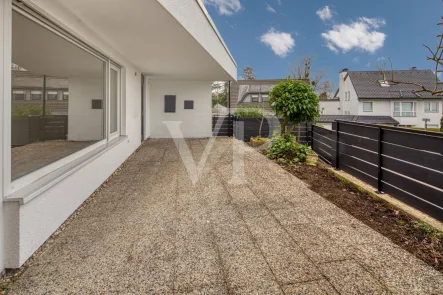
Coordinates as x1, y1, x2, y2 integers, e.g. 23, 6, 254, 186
11, 10, 106, 180
12, 90, 25, 100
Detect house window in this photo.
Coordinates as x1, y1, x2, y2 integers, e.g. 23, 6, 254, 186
261, 94, 269, 102
425, 102, 439, 113
251, 95, 259, 102
10, 10, 120, 182
363, 102, 373, 112
393, 102, 416, 117
30, 90, 42, 100
12, 90, 25, 100
47, 91, 58, 100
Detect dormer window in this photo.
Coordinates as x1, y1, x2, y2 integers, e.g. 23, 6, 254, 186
378, 80, 394, 87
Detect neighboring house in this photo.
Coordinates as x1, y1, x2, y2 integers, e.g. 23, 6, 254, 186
319, 98, 341, 115
230, 79, 285, 111
336, 69, 443, 128
317, 115, 399, 130
12, 70, 69, 115
0, 0, 236, 271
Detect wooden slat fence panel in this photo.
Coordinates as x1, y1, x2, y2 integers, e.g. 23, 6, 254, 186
383, 143, 443, 173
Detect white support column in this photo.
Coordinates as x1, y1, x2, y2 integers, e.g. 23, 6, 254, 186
0, 0, 12, 274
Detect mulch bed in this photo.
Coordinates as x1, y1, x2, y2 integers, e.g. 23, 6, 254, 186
283, 161, 443, 273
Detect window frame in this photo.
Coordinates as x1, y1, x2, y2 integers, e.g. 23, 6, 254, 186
251, 94, 259, 103
362, 102, 373, 112
393, 102, 417, 117
424, 101, 439, 113
5, 5, 124, 194
108, 64, 121, 140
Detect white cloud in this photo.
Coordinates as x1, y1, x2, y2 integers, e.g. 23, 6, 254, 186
203, 0, 242, 15
321, 17, 387, 53
266, 3, 276, 13
276, 0, 282, 5
316, 6, 333, 22
260, 28, 295, 57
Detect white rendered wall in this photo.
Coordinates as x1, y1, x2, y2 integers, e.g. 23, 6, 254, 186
68, 77, 104, 141
415, 101, 442, 128
338, 71, 359, 115
319, 100, 340, 115
4, 1, 143, 268
358, 101, 391, 116
149, 80, 212, 138
0, 0, 12, 274
144, 76, 151, 139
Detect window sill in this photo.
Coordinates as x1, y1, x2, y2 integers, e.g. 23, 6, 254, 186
4, 136, 127, 205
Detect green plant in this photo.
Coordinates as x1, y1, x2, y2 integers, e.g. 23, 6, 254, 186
267, 134, 298, 163
11, 104, 51, 119
440, 116, 443, 132
412, 221, 443, 241
233, 105, 269, 118
269, 79, 320, 141
296, 144, 311, 163
267, 133, 311, 164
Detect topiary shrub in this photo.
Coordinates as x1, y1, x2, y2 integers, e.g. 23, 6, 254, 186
269, 79, 320, 141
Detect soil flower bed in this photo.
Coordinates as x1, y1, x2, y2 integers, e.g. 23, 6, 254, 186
281, 160, 443, 273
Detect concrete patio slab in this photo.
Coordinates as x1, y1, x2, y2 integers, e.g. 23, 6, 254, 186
8, 138, 443, 294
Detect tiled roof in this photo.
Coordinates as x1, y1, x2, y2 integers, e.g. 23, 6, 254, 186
318, 115, 399, 125
348, 70, 443, 99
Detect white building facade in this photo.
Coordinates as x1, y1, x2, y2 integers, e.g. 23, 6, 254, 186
1, 0, 236, 271
337, 70, 442, 129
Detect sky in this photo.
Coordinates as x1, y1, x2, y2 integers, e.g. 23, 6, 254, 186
202, 0, 443, 86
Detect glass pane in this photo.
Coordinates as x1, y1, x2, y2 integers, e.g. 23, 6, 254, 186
402, 102, 413, 112
11, 11, 105, 180
110, 68, 118, 134
425, 103, 430, 112
394, 102, 400, 112
363, 102, 372, 111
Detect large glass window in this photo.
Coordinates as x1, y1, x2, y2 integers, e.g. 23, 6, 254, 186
393, 102, 416, 117
11, 10, 112, 181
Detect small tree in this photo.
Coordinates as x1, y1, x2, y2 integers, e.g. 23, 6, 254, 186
269, 80, 320, 141
242, 66, 256, 80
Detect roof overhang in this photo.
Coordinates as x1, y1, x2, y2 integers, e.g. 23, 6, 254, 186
24, 0, 237, 81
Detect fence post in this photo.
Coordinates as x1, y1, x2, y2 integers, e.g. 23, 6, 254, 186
335, 121, 340, 169
376, 127, 384, 194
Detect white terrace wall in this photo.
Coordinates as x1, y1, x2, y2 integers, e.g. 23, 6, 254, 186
0, 0, 11, 274
68, 77, 105, 141
3, 1, 143, 268
149, 79, 212, 138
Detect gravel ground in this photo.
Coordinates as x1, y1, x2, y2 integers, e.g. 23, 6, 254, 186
6, 138, 443, 294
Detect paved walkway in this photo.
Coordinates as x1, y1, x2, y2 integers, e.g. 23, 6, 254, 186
9, 138, 443, 294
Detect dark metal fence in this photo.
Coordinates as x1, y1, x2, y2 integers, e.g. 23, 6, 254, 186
12, 115, 68, 146
233, 117, 310, 144
212, 115, 233, 137
311, 120, 443, 222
